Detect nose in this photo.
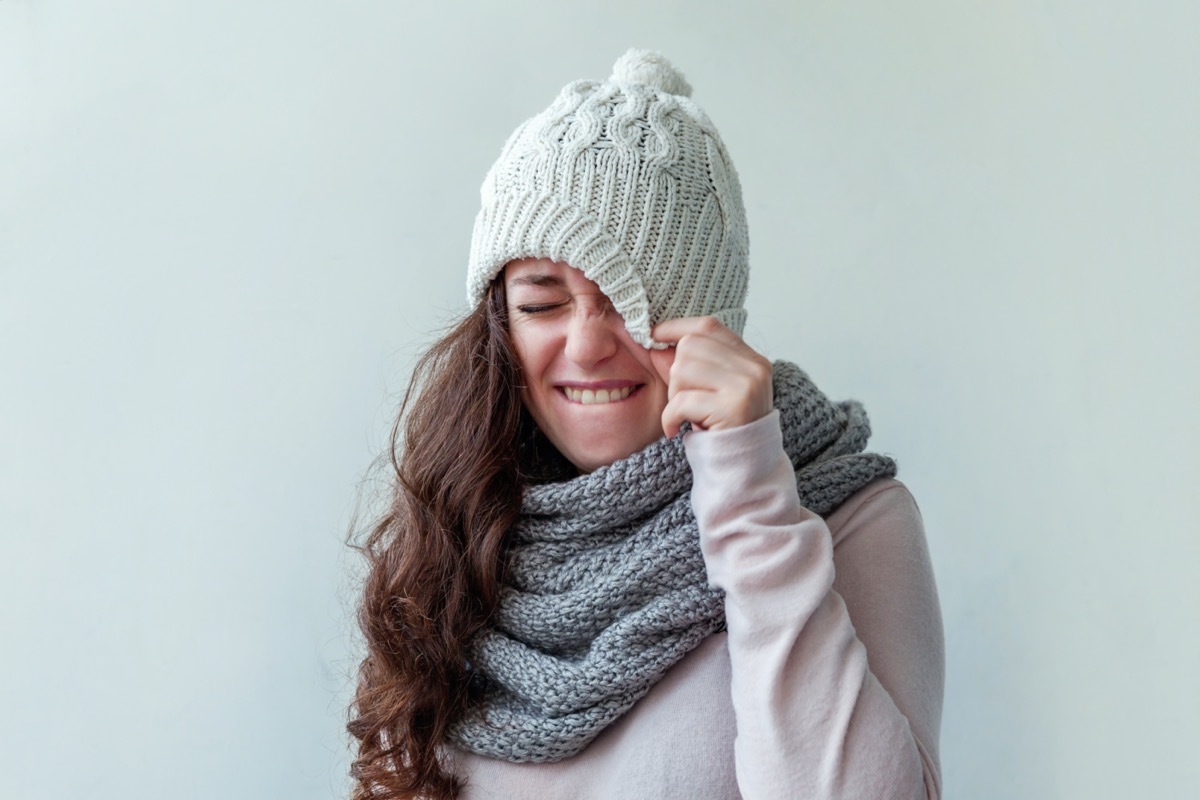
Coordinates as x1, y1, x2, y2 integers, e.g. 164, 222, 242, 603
563, 304, 619, 369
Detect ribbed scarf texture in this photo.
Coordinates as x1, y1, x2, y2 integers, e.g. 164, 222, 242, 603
447, 361, 896, 763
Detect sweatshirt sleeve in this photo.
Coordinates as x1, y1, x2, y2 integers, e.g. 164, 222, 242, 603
684, 410, 944, 800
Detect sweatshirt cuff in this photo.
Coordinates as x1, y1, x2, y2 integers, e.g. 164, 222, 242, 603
683, 410, 805, 532
683, 410, 785, 481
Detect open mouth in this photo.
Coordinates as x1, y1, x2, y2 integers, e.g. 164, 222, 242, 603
558, 385, 642, 405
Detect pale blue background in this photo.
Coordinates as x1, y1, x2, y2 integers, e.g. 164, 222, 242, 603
2, 1, 1197, 798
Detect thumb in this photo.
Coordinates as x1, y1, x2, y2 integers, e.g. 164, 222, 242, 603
647, 345, 675, 388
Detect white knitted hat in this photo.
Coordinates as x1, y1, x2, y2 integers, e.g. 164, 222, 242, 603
466, 49, 749, 349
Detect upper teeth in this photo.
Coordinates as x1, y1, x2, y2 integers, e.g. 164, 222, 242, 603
564, 386, 633, 404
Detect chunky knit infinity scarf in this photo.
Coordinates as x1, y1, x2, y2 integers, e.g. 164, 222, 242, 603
447, 361, 896, 763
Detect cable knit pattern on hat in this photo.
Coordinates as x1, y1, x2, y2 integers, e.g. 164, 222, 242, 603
466, 49, 749, 349
446, 362, 897, 762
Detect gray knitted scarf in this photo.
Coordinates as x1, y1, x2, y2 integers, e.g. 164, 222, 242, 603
448, 361, 896, 763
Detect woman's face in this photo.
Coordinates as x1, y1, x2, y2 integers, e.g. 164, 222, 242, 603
504, 258, 669, 473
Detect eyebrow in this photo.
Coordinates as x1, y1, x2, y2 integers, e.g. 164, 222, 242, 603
507, 273, 566, 289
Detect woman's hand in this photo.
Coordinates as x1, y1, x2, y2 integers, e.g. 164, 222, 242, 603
648, 317, 774, 439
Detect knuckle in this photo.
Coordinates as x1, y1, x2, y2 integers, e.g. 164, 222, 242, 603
752, 358, 772, 382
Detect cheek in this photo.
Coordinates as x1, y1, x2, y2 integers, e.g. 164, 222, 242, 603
509, 326, 547, 378
511, 329, 561, 421
629, 351, 668, 405
622, 354, 668, 434
645, 381, 670, 422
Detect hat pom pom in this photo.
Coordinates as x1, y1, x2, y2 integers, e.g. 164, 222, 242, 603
610, 49, 693, 97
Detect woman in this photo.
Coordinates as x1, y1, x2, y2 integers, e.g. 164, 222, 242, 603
349, 50, 944, 799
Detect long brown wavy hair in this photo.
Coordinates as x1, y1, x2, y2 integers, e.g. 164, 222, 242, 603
347, 278, 541, 799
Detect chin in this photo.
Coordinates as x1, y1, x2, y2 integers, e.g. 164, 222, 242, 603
561, 434, 662, 474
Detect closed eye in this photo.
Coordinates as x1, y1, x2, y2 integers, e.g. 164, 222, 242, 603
516, 303, 566, 315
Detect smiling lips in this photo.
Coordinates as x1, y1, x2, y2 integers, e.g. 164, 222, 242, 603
558, 385, 640, 405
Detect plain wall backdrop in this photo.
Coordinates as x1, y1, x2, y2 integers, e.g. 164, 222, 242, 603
2, 1, 1197, 798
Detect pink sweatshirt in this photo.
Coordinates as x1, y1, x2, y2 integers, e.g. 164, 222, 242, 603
451, 411, 944, 798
